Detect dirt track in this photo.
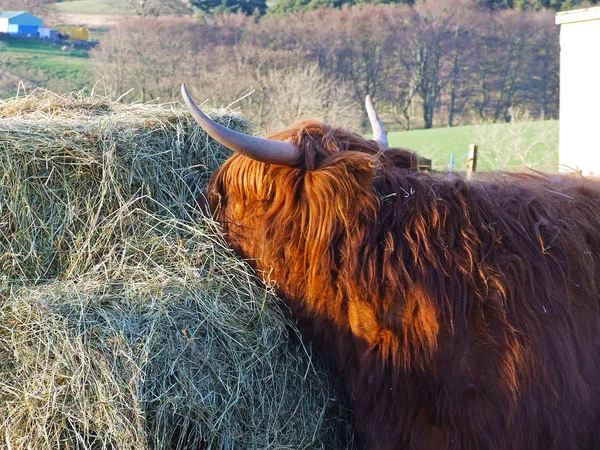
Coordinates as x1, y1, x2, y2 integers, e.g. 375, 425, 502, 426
49, 13, 123, 28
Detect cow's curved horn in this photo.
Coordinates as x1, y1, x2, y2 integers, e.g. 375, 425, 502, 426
181, 84, 301, 166
365, 95, 388, 149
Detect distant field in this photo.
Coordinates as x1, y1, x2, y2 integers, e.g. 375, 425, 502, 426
384, 120, 559, 172
49, 0, 136, 15
0, 37, 558, 171
0, 37, 93, 96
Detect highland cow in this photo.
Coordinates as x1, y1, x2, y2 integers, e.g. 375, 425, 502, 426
181, 84, 600, 450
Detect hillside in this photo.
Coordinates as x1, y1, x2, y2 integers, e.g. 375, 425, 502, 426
2, 2, 561, 147
46, 0, 192, 20
50, 0, 138, 15
0, 37, 92, 96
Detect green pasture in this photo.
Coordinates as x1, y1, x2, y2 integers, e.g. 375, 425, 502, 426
50, 0, 137, 15
384, 120, 559, 172
0, 37, 93, 96
0, 38, 87, 57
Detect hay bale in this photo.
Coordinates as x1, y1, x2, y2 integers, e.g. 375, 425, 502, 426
0, 91, 355, 449
0, 90, 240, 282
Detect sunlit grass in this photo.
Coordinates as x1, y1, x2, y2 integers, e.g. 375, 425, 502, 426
1, 37, 92, 96
50, 0, 137, 15
383, 120, 559, 172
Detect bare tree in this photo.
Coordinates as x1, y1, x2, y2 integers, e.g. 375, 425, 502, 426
89, 3, 559, 132
0, 0, 52, 14
522, 9, 559, 118
334, 6, 403, 110
444, 16, 475, 126
385, 69, 419, 131
127, 0, 192, 16
492, 15, 527, 122
92, 17, 201, 102
283, 5, 408, 124
470, 9, 551, 123
261, 63, 360, 130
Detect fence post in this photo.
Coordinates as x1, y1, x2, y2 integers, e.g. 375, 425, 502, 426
418, 156, 432, 171
466, 144, 478, 179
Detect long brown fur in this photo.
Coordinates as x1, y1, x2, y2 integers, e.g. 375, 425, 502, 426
207, 120, 600, 450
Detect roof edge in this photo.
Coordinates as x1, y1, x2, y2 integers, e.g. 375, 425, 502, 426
556, 6, 600, 25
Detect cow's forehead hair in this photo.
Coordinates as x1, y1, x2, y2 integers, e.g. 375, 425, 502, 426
209, 120, 419, 203
264, 120, 385, 170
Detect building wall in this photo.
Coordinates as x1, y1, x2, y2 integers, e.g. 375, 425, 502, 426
39, 27, 52, 39
0, 18, 9, 33
556, 7, 600, 175
16, 25, 40, 37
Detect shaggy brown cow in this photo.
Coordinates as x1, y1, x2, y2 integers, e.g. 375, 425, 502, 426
181, 84, 600, 450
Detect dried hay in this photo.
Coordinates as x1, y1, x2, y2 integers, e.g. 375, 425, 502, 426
0, 91, 355, 449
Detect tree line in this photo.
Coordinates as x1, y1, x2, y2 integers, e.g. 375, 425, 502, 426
185, 0, 598, 15
0, 0, 595, 16
93, 0, 560, 131
184, 0, 597, 18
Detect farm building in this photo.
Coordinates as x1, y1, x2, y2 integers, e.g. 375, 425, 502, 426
556, 6, 600, 175
39, 27, 60, 40
0, 11, 43, 37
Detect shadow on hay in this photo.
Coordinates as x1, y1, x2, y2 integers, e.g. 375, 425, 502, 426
0, 91, 357, 450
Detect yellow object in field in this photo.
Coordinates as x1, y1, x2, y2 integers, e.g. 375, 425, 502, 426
59, 27, 89, 41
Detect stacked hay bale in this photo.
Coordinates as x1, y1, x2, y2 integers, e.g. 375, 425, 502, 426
0, 91, 355, 449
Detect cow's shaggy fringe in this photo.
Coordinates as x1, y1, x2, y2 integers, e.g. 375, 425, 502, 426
209, 120, 600, 449
0, 91, 355, 449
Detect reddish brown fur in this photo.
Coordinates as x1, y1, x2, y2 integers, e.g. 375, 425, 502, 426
207, 120, 600, 450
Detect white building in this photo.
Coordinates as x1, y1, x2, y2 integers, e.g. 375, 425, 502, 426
0, 11, 43, 37
556, 7, 600, 175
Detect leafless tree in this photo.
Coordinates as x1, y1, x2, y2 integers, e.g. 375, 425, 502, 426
90, 3, 559, 132
521, 9, 559, 118
127, 0, 192, 16
385, 68, 419, 131
402, 1, 469, 129
92, 17, 201, 102
0, 0, 52, 14
260, 63, 359, 130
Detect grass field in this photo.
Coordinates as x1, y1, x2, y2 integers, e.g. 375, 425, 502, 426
0, 37, 93, 96
385, 120, 559, 172
50, 0, 137, 15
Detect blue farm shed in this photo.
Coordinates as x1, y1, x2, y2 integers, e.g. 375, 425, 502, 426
0, 11, 43, 37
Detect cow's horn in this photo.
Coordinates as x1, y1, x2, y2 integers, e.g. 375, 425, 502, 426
181, 84, 301, 166
365, 95, 388, 149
